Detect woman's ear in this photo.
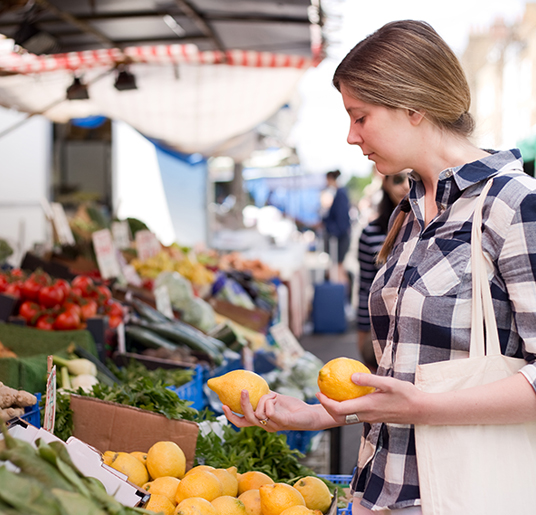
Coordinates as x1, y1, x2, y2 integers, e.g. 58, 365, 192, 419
407, 109, 425, 125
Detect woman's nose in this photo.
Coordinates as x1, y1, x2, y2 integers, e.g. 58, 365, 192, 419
347, 125, 362, 146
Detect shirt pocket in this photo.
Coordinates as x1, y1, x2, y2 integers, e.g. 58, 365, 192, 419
410, 237, 471, 297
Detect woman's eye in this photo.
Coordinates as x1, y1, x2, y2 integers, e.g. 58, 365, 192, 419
355, 117, 365, 124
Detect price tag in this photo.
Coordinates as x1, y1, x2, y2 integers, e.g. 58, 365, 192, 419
154, 285, 174, 319
135, 230, 162, 261
50, 202, 76, 245
269, 322, 305, 370
43, 363, 56, 433
92, 229, 121, 279
112, 221, 131, 250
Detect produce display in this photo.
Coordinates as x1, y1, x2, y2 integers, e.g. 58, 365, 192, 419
99, 435, 333, 515
0, 225, 346, 515
0, 268, 125, 330
130, 247, 215, 286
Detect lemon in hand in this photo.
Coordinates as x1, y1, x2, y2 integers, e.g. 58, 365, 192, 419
207, 370, 270, 414
317, 357, 375, 401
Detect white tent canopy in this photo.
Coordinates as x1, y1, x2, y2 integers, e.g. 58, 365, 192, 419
0, 45, 312, 155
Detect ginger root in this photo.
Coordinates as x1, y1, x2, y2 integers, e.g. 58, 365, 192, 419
0, 382, 37, 409
0, 407, 25, 422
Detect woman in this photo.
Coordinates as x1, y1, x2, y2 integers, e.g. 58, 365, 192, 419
222, 20, 536, 514
357, 170, 410, 371
322, 170, 351, 283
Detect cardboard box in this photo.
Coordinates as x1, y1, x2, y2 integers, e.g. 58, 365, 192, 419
69, 394, 199, 471
209, 298, 271, 333
3, 418, 149, 507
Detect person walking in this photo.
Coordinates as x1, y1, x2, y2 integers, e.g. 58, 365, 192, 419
221, 20, 536, 514
322, 170, 351, 284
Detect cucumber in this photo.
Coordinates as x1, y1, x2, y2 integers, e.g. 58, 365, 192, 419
129, 297, 170, 323
136, 319, 224, 365
125, 325, 184, 352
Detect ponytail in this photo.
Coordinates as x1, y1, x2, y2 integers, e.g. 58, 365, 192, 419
376, 198, 411, 265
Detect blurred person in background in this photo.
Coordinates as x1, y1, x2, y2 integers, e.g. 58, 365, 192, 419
357, 170, 410, 370
321, 170, 351, 284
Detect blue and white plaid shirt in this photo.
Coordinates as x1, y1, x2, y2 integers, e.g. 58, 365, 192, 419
351, 148, 536, 510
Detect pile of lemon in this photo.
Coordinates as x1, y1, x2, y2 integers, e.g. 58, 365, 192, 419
102, 440, 332, 515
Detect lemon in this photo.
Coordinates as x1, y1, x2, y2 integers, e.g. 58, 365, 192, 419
175, 469, 223, 504
280, 507, 316, 515
102, 450, 116, 466
317, 357, 375, 401
226, 466, 238, 479
292, 477, 332, 513
207, 370, 270, 414
145, 493, 176, 515
146, 441, 186, 480
131, 451, 148, 466
237, 471, 274, 495
109, 452, 149, 487
238, 489, 262, 515
211, 495, 247, 515
259, 483, 306, 515
211, 468, 239, 497
175, 497, 217, 515
143, 476, 181, 504
184, 465, 216, 477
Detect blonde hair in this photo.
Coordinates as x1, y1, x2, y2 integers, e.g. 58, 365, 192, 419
332, 20, 474, 137
334, 20, 475, 263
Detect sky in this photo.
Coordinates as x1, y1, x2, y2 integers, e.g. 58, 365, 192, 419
290, 0, 528, 178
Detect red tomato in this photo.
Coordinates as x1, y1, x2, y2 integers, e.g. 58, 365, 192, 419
104, 300, 124, 318
54, 311, 81, 331
94, 285, 112, 304
38, 285, 65, 308
9, 268, 24, 278
0, 274, 9, 292
4, 282, 21, 298
63, 302, 82, 318
108, 315, 123, 329
20, 279, 41, 301
18, 301, 42, 324
36, 315, 55, 331
55, 279, 71, 298
80, 299, 98, 321
71, 275, 95, 297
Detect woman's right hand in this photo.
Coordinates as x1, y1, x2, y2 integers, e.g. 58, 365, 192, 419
222, 390, 337, 433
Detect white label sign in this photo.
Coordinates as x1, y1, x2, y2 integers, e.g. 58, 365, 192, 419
43, 365, 56, 433
154, 285, 174, 319
92, 229, 121, 279
135, 230, 162, 261
269, 322, 305, 370
112, 221, 131, 250
51, 202, 76, 245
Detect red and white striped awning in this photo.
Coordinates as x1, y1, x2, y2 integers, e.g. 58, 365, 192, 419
0, 44, 315, 75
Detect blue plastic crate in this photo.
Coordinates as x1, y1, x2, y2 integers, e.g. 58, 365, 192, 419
318, 474, 353, 515
168, 364, 206, 410
20, 392, 41, 428
279, 429, 322, 454
204, 354, 243, 382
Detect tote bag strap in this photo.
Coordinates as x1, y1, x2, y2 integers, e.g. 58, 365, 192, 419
470, 177, 501, 358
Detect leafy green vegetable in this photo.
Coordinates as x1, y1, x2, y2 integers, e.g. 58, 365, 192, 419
195, 425, 313, 481
106, 358, 194, 387
49, 378, 198, 441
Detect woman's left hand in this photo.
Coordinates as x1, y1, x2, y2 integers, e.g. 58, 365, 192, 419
317, 372, 425, 425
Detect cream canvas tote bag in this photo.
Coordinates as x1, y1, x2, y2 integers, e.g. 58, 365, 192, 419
414, 174, 536, 515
